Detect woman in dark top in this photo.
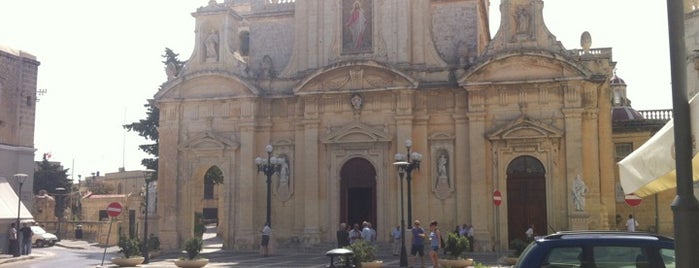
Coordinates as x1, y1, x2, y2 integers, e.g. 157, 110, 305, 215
337, 222, 350, 247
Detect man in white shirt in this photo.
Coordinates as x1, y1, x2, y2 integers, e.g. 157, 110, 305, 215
391, 225, 401, 255
260, 223, 271, 257
361, 221, 372, 242
626, 214, 639, 232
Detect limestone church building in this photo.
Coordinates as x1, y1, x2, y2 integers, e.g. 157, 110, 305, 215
154, 0, 617, 251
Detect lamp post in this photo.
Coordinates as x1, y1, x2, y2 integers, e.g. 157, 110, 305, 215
142, 169, 155, 264
255, 144, 282, 228
13, 173, 28, 257
394, 139, 422, 227
55, 187, 66, 241
392, 162, 409, 267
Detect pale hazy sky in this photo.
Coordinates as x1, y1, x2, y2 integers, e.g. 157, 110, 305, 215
0, 0, 673, 181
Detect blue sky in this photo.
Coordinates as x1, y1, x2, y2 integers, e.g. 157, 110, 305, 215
0, 0, 673, 180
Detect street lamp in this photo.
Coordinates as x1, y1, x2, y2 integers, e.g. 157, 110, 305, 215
255, 144, 282, 228
142, 169, 155, 264
13, 173, 28, 257
394, 139, 422, 227
392, 162, 409, 267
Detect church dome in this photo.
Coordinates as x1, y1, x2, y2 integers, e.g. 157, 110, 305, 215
610, 73, 626, 85
612, 106, 645, 121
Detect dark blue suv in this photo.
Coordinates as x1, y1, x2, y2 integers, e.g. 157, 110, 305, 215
515, 231, 675, 268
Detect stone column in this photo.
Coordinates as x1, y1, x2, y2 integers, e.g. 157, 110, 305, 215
157, 104, 181, 250
236, 101, 256, 249
302, 97, 321, 243
467, 111, 489, 251
562, 106, 584, 229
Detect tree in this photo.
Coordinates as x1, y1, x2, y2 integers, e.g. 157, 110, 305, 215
123, 101, 159, 172
33, 155, 71, 195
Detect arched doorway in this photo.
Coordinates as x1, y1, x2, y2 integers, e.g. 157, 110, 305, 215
340, 158, 377, 230
506, 156, 547, 241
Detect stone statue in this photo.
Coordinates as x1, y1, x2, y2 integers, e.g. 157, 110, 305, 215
279, 159, 289, 186
351, 94, 363, 110
515, 8, 530, 34
205, 30, 219, 62
572, 174, 588, 211
438, 154, 448, 178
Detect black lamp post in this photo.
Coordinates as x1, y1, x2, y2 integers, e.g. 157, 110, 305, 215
142, 169, 155, 264
392, 163, 409, 267
394, 139, 422, 227
13, 173, 28, 257
255, 145, 282, 227
55, 187, 66, 241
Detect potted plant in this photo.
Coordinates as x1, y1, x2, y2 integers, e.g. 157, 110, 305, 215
344, 240, 382, 267
440, 233, 473, 268
504, 238, 529, 265
111, 236, 144, 267
174, 237, 209, 268
143, 234, 161, 258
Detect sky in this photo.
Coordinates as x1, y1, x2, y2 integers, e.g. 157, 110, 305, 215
0, 0, 673, 181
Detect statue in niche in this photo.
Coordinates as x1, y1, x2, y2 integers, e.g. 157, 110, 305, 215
205, 30, 219, 62
572, 174, 588, 211
434, 152, 452, 200
277, 156, 292, 201
515, 8, 530, 34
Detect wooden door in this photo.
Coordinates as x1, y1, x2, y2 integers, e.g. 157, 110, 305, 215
506, 156, 547, 242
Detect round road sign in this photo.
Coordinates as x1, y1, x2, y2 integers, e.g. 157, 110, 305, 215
624, 194, 642, 207
106, 202, 123, 217
493, 190, 502, 206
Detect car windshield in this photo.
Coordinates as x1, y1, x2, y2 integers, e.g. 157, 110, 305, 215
30, 226, 46, 234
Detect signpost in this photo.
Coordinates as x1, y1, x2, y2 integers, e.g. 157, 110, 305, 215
101, 202, 123, 266
493, 190, 502, 252
624, 194, 642, 232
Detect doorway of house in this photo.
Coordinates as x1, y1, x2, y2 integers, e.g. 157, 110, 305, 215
506, 155, 547, 242
340, 157, 377, 230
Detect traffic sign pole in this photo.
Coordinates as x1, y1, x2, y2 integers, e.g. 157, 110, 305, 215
101, 202, 123, 266
493, 190, 502, 252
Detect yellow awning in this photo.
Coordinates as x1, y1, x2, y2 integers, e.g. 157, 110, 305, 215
617, 94, 699, 198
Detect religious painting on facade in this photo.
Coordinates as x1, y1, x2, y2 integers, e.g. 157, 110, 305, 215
342, 0, 373, 53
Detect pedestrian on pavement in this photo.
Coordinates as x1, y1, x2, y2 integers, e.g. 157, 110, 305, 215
410, 220, 426, 267
626, 214, 639, 232
19, 223, 33, 255
260, 223, 271, 257
391, 225, 401, 256
7, 223, 18, 257
337, 222, 349, 248
525, 224, 535, 242
428, 220, 441, 268
466, 224, 475, 252
349, 223, 361, 244
361, 221, 372, 242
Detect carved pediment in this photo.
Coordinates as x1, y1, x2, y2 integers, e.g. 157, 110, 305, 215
156, 72, 259, 100
295, 61, 417, 95
488, 115, 562, 141
180, 131, 239, 151
460, 53, 589, 86
322, 121, 391, 144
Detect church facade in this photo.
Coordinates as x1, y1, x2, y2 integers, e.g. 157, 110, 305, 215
154, 0, 617, 251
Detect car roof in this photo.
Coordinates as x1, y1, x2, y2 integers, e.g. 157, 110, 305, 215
534, 231, 674, 247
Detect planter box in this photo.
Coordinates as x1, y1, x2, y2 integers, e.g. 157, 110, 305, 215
360, 260, 383, 268
174, 258, 209, 268
110, 256, 144, 267
439, 258, 473, 268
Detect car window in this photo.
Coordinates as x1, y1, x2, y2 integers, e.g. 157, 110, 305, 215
542, 246, 582, 268
30, 226, 46, 234
592, 246, 641, 268
660, 248, 675, 268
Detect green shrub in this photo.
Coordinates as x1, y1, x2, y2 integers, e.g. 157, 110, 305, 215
117, 236, 142, 258
344, 240, 377, 266
509, 238, 528, 257
147, 234, 160, 251
183, 237, 203, 260
444, 233, 470, 259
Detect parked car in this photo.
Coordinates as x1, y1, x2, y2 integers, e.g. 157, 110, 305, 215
31, 225, 58, 247
515, 231, 675, 268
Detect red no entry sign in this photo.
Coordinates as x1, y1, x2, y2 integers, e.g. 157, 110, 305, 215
106, 202, 123, 217
493, 190, 502, 206
624, 194, 642, 207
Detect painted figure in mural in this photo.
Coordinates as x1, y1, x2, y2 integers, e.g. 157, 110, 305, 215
205, 30, 219, 61
516, 8, 530, 34
572, 174, 588, 211
345, 0, 367, 49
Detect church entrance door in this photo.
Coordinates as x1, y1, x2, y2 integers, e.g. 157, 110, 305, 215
506, 156, 547, 242
340, 157, 377, 230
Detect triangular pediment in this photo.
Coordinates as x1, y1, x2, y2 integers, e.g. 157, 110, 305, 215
180, 131, 239, 151
322, 121, 391, 144
460, 53, 589, 86
488, 115, 562, 141
295, 61, 417, 95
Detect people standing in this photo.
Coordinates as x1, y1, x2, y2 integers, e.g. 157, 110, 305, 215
525, 224, 535, 242
410, 220, 426, 267
361, 221, 372, 242
337, 223, 350, 248
260, 223, 271, 257
626, 214, 639, 232
466, 224, 475, 252
7, 223, 18, 257
349, 223, 361, 244
19, 223, 33, 255
428, 221, 441, 268
391, 225, 401, 256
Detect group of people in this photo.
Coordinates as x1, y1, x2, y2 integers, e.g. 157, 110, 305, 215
454, 223, 475, 252
7, 222, 34, 257
336, 221, 377, 248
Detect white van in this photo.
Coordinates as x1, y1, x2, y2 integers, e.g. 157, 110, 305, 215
31, 225, 58, 247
